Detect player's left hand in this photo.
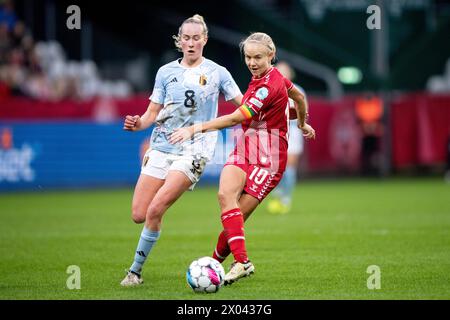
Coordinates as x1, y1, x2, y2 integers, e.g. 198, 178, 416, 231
299, 123, 316, 140
169, 127, 194, 144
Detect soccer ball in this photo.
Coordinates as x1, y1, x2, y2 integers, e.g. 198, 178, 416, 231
186, 256, 225, 293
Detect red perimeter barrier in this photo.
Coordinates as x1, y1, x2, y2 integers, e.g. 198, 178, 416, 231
391, 93, 450, 168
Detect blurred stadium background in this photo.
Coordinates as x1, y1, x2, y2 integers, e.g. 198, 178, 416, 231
1, 0, 450, 299
1, 0, 450, 188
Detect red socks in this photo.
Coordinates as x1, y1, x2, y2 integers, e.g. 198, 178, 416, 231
218, 208, 248, 263
212, 230, 230, 263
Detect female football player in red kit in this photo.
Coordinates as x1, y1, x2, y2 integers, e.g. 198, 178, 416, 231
170, 32, 315, 285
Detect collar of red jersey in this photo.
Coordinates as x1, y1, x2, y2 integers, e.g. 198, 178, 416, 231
252, 67, 274, 80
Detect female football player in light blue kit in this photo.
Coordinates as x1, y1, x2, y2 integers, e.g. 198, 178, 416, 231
120, 14, 242, 286
268, 61, 308, 214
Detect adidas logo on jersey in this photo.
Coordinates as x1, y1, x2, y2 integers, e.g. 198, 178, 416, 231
168, 77, 178, 84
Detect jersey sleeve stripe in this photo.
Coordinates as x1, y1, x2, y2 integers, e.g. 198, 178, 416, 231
239, 104, 255, 119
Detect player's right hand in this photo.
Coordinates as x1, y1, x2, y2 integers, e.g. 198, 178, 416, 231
169, 126, 195, 144
299, 123, 316, 140
123, 115, 141, 131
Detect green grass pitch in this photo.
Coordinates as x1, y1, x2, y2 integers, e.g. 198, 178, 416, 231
0, 178, 449, 299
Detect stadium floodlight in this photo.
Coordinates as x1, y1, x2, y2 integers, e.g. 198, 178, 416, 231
337, 66, 363, 84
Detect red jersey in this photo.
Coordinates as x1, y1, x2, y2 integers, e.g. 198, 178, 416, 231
225, 67, 293, 201
238, 67, 293, 147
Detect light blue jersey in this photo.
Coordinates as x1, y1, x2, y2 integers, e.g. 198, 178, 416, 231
149, 58, 241, 160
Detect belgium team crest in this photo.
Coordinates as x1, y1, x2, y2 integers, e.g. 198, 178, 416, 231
199, 74, 207, 86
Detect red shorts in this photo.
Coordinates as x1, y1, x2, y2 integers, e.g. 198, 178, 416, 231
224, 139, 288, 202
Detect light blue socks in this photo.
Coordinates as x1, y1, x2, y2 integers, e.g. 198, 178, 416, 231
276, 166, 297, 206
129, 227, 161, 275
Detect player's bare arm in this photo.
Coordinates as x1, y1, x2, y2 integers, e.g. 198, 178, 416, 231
230, 94, 243, 107
288, 86, 307, 126
123, 101, 163, 131
169, 107, 246, 144
288, 86, 315, 139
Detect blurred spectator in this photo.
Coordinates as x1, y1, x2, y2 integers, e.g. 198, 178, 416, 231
355, 93, 384, 176
0, 22, 10, 64
0, 0, 17, 32
10, 20, 25, 47
2, 47, 26, 95
0, 2, 132, 102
